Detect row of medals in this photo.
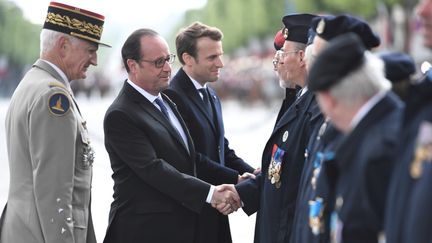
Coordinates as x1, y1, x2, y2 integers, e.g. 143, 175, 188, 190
268, 159, 282, 188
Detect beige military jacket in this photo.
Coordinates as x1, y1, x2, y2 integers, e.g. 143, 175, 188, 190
0, 59, 96, 243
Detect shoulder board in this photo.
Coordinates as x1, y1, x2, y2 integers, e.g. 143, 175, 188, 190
48, 81, 68, 91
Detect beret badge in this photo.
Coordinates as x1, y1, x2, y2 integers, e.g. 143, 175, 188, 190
283, 28, 289, 39
316, 19, 325, 34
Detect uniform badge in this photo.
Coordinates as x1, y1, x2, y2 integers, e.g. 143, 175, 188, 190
267, 144, 285, 188
316, 18, 325, 34
309, 197, 325, 235
282, 130, 289, 142
311, 151, 335, 190
48, 93, 70, 116
410, 121, 432, 179
283, 28, 289, 39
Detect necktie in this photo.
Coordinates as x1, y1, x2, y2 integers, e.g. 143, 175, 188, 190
198, 88, 213, 116
154, 98, 169, 119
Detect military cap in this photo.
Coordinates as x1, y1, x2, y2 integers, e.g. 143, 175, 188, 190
308, 33, 366, 92
282, 13, 317, 44
44, 2, 110, 47
378, 52, 416, 83
311, 14, 380, 49
274, 29, 285, 50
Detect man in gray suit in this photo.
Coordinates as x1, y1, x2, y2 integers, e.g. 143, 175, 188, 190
0, 2, 109, 243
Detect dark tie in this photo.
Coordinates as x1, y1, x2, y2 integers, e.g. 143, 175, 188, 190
154, 98, 170, 119
198, 88, 213, 116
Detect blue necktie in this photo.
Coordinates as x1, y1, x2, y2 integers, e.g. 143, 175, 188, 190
199, 88, 213, 117
154, 98, 169, 119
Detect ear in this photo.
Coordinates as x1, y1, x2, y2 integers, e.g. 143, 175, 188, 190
57, 36, 69, 58
182, 52, 194, 66
298, 50, 306, 67
127, 59, 138, 73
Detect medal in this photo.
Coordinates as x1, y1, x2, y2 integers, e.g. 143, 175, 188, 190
309, 197, 325, 235
267, 144, 285, 189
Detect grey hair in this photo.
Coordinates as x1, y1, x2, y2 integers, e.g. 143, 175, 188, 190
329, 51, 392, 107
40, 29, 81, 55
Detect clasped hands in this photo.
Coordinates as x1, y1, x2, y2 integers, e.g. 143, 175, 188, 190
210, 184, 241, 215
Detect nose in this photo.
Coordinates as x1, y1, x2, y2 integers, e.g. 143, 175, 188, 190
216, 56, 224, 68
90, 53, 98, 66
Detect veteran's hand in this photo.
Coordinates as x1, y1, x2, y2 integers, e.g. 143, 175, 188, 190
238, 172, 256, 183
253, 167, 261, 175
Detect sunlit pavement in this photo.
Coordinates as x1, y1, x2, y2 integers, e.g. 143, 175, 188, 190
0, 96, 278, 242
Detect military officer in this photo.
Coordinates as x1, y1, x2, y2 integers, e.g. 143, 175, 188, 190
289, 14, 382, 243
233, 13, 324, 243
308, 33, 403, 243
0, 2, 109, 243
385, 0, 432, 241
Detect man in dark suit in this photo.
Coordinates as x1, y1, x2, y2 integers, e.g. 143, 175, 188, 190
308, 33, 403, 243
163, 22, 257, 243
102, 28, 241, 243
229, 14, 323, 243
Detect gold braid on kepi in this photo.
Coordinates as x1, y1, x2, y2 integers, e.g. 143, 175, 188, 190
43, 1, 110, 47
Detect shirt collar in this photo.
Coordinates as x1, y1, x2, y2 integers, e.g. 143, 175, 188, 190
187, 74, 207, 90
350, 91, 386, 130
127, 79, 162, 103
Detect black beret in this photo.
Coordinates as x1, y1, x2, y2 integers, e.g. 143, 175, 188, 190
274, 29, 285, 50
307, 27, 316, 46
44, 1, 110, 47
282, 13, 317, 44
311, 14, 380, 49
308, 33, 366, 92
378, 52, 416, 83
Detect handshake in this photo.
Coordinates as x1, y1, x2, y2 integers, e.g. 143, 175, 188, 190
210, 171, 257, 215
210, 184, 241, 215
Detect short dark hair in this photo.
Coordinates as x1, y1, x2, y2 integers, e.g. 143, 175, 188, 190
121, 28, 159, 73
175, 22, 223, 65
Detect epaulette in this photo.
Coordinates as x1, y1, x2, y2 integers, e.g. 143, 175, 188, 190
48, 81, 68, 91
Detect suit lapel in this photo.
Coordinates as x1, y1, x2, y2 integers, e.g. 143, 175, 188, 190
123, 82, 192, 155
175, 69, 218, 135
163, 94, 196, 156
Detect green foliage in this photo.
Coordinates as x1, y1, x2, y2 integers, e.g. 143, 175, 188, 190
171, 0, 407, 54
0, 0, 40, 66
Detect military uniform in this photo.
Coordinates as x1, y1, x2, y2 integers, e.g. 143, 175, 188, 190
236, 89, 323, 243
289, 121, 343, 243
0, 59, 96, 243
385, 73, 432, 243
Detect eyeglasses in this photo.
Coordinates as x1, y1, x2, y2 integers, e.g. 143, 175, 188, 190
272, 50, 299, 69
139, 54, 176, 68
276, 49, 299, 59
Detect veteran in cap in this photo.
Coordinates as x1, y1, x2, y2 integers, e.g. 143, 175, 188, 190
235, 13, 324, 243
308, 33, 403, 243
0, 2, 109, 243
288, 14, 383, 243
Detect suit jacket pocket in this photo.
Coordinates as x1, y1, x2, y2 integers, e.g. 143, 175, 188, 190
134, 201, 174, 214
